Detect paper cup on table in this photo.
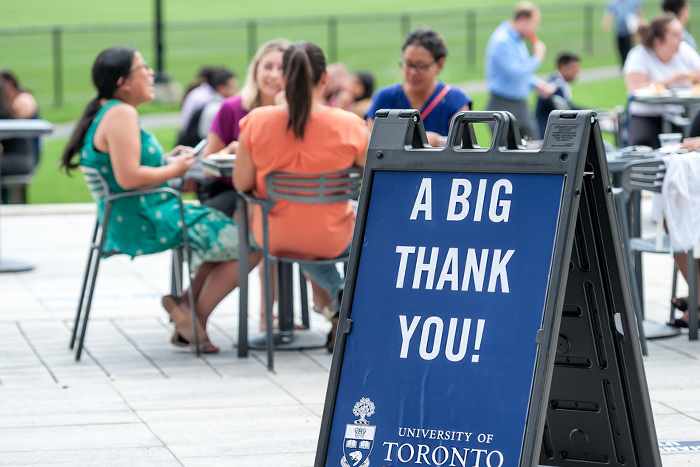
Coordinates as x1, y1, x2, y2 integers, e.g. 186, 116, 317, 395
658, 133, 683, 149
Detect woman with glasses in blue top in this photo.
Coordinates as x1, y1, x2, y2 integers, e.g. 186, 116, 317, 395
365, 28, 472, 147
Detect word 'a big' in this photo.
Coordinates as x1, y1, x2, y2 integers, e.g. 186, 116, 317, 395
410, 178, 512, 222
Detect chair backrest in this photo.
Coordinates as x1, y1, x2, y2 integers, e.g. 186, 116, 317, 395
80, 165, 111, 202
620, 158, 665, 194
264, 168, 362, 207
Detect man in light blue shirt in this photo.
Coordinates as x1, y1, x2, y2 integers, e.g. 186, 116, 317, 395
485, 1, 554, 140
602, 0, 643, 65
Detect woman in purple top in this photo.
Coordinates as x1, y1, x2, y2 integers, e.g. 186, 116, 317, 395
204, 39, 290, 157
197, 39, 290, 219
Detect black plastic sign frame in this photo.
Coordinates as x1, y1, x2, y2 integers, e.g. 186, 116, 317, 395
315, 110, 660, 467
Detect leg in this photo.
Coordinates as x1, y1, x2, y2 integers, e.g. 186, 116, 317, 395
175, 255, 261, 339
179, 261, 216, 307
258, 260, 277, 331
299, 263, 345, 305
669, 251, 700, 327
306, 273, 332, 310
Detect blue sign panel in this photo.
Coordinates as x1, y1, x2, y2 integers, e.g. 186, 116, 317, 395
326, 171, 565, 467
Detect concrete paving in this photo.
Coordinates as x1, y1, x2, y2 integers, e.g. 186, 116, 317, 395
1, 195, 699, 466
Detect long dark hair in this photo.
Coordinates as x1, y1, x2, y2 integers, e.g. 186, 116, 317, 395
0, 77, 16, 119
61, 45, 135, 173
283, 41, 326, 139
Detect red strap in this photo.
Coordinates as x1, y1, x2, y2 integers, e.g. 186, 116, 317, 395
421, 85, 452, 121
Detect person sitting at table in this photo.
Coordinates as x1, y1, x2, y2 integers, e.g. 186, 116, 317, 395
624, 13, 700, 148
365, 28, 471, 147
203, 39, 332, 330
535, 52, 582, 139
335, 71, 375, 118
60, 45, 260, 353
0, 76, 33, 204
233, 41, 369, 352
176, 66, 236, 149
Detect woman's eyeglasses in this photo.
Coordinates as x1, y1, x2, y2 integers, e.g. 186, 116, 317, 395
399, 59, 435, 73
128, 61, 150, 75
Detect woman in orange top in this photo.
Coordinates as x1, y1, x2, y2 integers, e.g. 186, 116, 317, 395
234, 41, 368, 351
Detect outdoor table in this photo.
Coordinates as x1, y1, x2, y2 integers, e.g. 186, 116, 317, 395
201, 157, 233, 178
606, 147, 680, 339
629, 91, 700, 135
0, 119, 53, 273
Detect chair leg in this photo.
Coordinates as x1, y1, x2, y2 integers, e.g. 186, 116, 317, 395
70, 247, 97, 350
299, 268, 310, 329
688, 255, 699, 341
75, 251, 104, 361
182, 248, 200, 356
170, 249, 183, 297
670, 263, 679, 322
633, 251, 645, 318
237, 252, 250, 358
264, 256, 275, 371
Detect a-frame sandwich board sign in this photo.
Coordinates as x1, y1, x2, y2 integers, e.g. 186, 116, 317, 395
314, 109, 661, 467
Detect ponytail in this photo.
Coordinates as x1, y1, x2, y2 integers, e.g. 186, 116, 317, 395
61, 45, 135, 173
282, 41, 326, 139
60, 98, 102, 173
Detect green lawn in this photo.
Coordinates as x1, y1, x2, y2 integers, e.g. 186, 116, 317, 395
1, 1, 667, 123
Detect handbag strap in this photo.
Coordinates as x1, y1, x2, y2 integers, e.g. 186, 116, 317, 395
421, 85, 452, 121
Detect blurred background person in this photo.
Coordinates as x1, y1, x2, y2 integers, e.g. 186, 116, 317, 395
366, 27, 471, 146
179, 66, 215, 133
485, 1, 553, 141
324, 62, 350, 107
624, 13, 700, 148
0, 70, 40, 165
176, 66, 236, 148
0, 76, 33, 204
662, 0, 696, 50
535, 52, 582, 138
335, 71, 375, 118
602, 0, 644, 66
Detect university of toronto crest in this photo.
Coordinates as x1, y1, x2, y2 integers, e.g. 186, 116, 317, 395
341, 398, 376, 467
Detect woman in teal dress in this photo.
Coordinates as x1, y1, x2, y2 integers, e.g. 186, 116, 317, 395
61, 46, 259, 353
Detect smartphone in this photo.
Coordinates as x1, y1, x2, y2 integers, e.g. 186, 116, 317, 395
192, 138, 207, 157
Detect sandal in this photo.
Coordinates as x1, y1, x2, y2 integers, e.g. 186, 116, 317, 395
162, 295, 211, 350
668, 318, 689, 328
171, 332, 220, 353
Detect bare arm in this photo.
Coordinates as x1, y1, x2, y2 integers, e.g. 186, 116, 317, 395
601, 11, 613, 33
232, 137, 256, 192
625, 71, 690, 92
202, 131, 227, 156
96, 103, 194, 190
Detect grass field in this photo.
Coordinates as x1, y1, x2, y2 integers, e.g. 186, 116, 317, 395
1, 0, 668, 123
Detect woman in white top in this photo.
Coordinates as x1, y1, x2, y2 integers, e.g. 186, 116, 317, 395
624, 13, 700, 148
